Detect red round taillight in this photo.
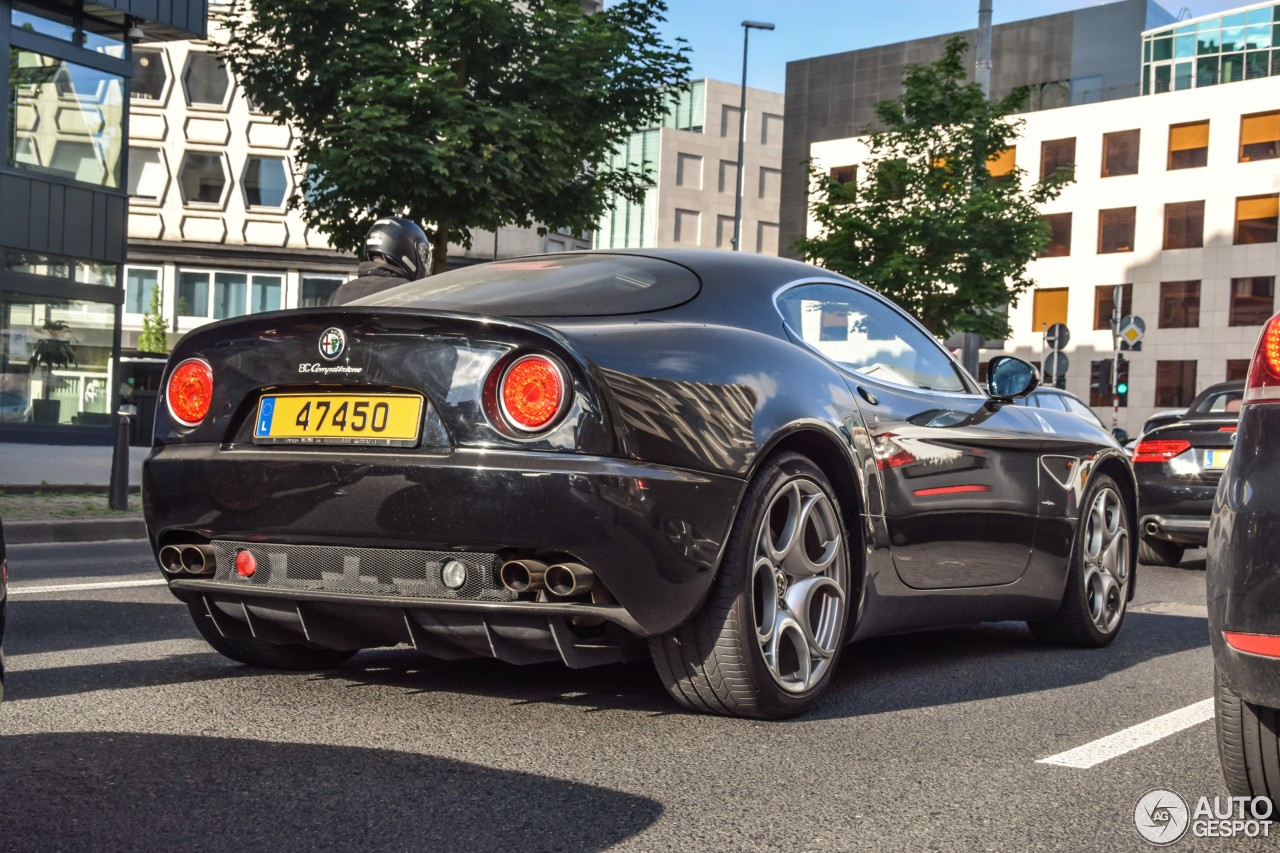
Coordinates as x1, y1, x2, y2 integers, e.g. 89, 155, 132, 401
497, 355, 568, 433
166, 358, 213, 427
235, 549, 257, 578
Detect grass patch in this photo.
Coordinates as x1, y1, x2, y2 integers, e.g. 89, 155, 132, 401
0, 490, 143, 521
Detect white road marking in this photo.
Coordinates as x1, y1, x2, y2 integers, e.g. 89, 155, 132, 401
1037, 699, 1215, 769
8, 578, 167, 595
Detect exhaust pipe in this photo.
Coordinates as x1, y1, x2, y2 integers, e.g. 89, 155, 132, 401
499, 559, 548, 594
180, 544, 215, 575
1144, 521, 1160, 537
158, 545, 185, 574
545, 563, 595, 598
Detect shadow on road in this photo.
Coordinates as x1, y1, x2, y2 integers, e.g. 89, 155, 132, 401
7, 597, 190, 657
0, 732, 663, 851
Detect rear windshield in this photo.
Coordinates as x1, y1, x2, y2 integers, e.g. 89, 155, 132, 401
353, 254, 700, 317
1192, 387, 1243, 414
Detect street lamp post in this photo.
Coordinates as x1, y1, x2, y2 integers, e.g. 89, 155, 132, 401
731, 19, 774, 252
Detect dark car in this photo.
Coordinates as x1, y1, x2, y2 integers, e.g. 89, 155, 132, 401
144, 249, 1136, 719
1208, 312, 1280, 802
1021, 387, 1107, 429
1, 516, 7, 701
1132, 380, 1245, 566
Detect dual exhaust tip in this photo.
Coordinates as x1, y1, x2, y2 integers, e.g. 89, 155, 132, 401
159, 544, 216, 576
499, 559, 595, 598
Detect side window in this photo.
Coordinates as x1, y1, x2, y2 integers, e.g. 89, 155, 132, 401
776, 283, 967, 392
1061, 396, 1096, 422
1036, 393, 1068, 412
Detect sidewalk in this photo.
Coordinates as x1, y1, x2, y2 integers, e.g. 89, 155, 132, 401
1, 444, 149, 544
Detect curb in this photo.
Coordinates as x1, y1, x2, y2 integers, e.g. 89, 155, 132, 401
7, 517, 148, 545
0, 484, 142, 495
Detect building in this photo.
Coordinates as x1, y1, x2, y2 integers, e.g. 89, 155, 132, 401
0, 0, 207, 441
807, 2, 1280, 431
781, 0, 1177, 261
595, 79, 785, 253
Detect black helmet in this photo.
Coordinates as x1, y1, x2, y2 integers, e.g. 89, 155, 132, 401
364, 217, 431, 280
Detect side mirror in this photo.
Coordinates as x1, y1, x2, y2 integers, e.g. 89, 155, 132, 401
986, 355, 1039, 402
1112, 427, 1131, 444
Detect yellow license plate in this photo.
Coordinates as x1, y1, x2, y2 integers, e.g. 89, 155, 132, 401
1205, 449, 1232, 470
253, 394, 423, 446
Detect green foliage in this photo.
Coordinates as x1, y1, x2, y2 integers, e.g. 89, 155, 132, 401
795, 37, 1070, 340
137, 285, 169, 354
28, 319, 78, 400
223, 0, 690, 272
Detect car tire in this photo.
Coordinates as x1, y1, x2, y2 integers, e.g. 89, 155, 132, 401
1138, 536, 1185, 568
1029, 473, 1131, 648
1215, 666, 1280, 805
649, 452, 852, 719
187, 602, 355, 670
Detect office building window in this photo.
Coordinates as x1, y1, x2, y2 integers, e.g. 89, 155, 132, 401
1039, 213, 1071, 257
301, 276, 344, 308
130, 48, 169, 102
1226, 359, 1251, 381
1163, 201, 1205, 249
124, 267, 160, 315
1240, 110, 1280, 162
1155, 360, 1198, 408
829, 165, 856, 185
1159, 281, 1200, 328
1101, 129, 1140, 177
1235, 194, 1279, 244
987, 147, 1015, 181
243, 156, 289, 208
1230, 276, 1275, 326
1031, 288, 1068, 333
1098, 207, 1136, 253
1040, 138, 1075, 180
1093, 284, 1132, 331
182, 52, 232, 108
179, 152, 228, 205
7, 49, 124, 188
1168, 120, 1209, 169
127, 148, 168, 202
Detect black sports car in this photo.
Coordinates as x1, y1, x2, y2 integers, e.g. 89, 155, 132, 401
1208, 313, 1280, 802
1132, 380, 1245, 567
143, 250, 1137, 719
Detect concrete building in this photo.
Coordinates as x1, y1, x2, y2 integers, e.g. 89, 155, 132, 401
595, 79, 785, 254
0, 0, 207, 441
808, 2, 1280, 433
781, 0, 1177, 260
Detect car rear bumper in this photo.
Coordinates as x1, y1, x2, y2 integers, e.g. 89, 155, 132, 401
1136, 469, 1219, 545
144, 444, 745, 638
1139, 513, 1211, 545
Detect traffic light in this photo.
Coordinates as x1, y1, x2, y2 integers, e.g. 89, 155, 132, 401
1115, 355, 1130, 403
1091, 359, 1113, 397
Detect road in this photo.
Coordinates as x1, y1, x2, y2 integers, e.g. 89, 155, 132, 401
0, 540, 1243, 851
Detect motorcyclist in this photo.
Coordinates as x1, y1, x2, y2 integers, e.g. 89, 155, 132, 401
328, 217, 432, 305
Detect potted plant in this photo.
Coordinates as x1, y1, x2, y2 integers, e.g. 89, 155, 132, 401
27, 319, 77, 424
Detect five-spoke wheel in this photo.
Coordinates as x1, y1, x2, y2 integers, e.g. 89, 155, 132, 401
649, 452, 852, 719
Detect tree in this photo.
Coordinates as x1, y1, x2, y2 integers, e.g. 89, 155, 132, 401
795, 37, 1070, 341
28, 319, 77, 400
137, 285, 169, 354
224, 0, 690, 273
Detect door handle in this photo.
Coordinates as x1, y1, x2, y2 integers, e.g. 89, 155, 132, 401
857, 386, 879, 406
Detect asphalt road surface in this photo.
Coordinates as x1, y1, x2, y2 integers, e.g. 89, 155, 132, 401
0, 540, 1247, 851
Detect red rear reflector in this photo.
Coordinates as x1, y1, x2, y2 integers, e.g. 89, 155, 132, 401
499, 355, 566, 432
1219, 426, 1238, 432
1244, 313, 1280, 404
1224, 631, 1280, 658
235, 550, 257, 578
166, 358, 214, 427
1132, 439, 1191, 464
913, 484, 991, 497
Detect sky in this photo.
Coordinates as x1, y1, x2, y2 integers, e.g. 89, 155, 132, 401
642, 0, 1256, 93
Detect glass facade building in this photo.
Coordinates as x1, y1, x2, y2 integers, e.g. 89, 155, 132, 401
1143, 3, 1280, 94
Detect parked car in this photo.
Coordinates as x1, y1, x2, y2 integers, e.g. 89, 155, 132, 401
1208, 312, 1280, 802
1131, 380, 1245, 566
1021, 387, 1107, 429
144, 249, 1136, 719
1, 516, 7, 701
0, 391, 28, 424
